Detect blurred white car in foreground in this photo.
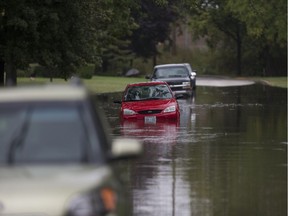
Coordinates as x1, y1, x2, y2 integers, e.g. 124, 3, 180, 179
0, 82, 142, 216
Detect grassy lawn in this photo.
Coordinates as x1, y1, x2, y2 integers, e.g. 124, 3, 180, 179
17, 75, 287, 94
251, 77, 287, 89
18, 76, 146, 94
83, 76, 146, 93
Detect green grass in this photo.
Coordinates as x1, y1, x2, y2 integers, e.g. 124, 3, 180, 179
83, 76, 146, 93
254, 77, 287, 88
17, 75, 287, 94
17, 76, 146, 94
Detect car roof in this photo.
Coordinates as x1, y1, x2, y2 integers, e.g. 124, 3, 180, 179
126, 81, 168, 87
154, 63, 190, 68
0, 84, 87, 103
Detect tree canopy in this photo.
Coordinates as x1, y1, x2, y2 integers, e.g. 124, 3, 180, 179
129, 0, 179, 60
0, 0, 286, 85
182, 0, 287, 76
0, 0, 136, 84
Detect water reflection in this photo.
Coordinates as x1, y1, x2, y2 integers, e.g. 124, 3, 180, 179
97, 84, 287, 216
121, 120, 179, 144
120, 119, 191, 216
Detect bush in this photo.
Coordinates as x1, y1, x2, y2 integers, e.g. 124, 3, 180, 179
131, 48, 214, 76
77, 64, 94, 79
17, 69, 29, 77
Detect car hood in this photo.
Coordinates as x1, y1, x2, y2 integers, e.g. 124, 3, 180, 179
0, 165, 112, 215
122, 98, 177, 111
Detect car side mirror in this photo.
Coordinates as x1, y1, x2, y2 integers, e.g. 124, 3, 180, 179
145, 75, 151, 79
110, 138, 142, 160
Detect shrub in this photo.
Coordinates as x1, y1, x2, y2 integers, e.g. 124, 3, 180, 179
77, 64, 94, 79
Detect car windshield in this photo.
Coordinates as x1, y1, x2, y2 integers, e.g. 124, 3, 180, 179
0, 102, 102, 165
124, 84, 173, 101
154, 66, 189, 78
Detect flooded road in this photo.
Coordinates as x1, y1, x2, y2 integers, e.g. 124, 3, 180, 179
97, 79, 287, 216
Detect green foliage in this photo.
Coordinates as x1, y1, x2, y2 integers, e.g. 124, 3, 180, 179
226, 0, 287, 47
0, 0, 138, 83
183, 0, 287, 76
77, 64, 94, 79
129, 0, 180, 59
85, 0, 137, 75
99, 0, 183, 74
1, 0, 286, 82
34, 1, 110, 78
131, 47, 219, 76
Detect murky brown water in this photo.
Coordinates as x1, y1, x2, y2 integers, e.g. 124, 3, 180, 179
97, 83, 287, 216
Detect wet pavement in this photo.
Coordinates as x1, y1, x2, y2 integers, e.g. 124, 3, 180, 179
97, 77, 287, 216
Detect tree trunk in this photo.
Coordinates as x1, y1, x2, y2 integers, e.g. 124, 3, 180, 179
49, 71, 53, 82
0, 60, 4, 86
102, 59, 108, 73
236, 26, 242, 76
262, 45, 271, 76
5, 54, 17, 86
153, 55, 157, 67
171, 23, 177, 56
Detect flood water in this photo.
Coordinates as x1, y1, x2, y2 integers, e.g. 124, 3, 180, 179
97, 83, 287, 216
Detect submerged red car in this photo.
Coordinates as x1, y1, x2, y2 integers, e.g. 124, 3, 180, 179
115, 81, 180, 123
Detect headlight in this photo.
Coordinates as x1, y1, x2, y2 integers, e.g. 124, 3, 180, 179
67, 188, 116, 216
163, 105, 176, 113
123, 109, 136, 115
182, 82, 190, 86
182, 82, 191, 89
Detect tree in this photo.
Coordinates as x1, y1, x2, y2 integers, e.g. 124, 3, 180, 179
227, 0, 286, 47
34, 0, 108, 81
0, 0, 39, 85
0, 0, 137, 85
183, 0, 287, 76
0, 2, 5, 85
226, 0, 287, 76
129, 0, 180, 66
98, 0, 137, 74
182, 0, 246, 75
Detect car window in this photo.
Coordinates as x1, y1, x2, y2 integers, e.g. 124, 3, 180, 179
124, 85, 172, 101
154, 66, 189, 78
0, 102, 102, 164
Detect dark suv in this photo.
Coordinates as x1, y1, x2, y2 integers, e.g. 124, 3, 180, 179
147, 63, 196, 97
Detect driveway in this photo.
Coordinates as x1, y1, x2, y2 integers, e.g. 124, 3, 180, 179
196, 76, 255, 87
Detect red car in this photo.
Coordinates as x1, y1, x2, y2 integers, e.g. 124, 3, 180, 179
115, 81, 180, 123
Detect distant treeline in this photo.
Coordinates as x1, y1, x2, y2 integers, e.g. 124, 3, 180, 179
0, 0, 286, 85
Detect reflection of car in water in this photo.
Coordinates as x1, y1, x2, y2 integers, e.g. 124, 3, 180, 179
114, 81, 180, 124
121, 120, 179, 145
0, 82, 141, 216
